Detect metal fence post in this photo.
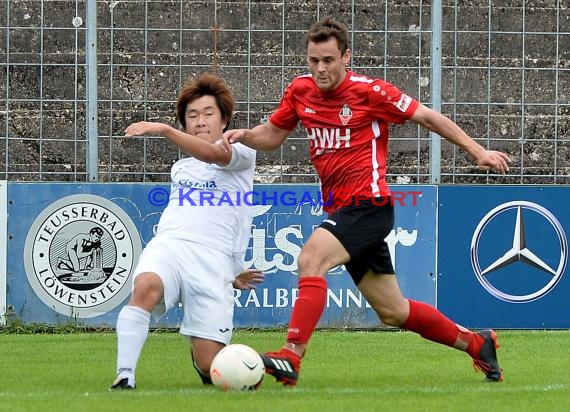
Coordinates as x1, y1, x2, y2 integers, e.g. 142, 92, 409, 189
86, 0, 98, 182
430, 0, 442, 184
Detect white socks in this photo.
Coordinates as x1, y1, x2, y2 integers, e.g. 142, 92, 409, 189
116, 305, 151, 381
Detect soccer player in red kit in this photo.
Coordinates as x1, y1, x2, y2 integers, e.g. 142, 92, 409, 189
224, 17, 510, 385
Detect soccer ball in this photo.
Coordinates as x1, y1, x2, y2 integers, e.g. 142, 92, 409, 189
210, 344, 265, 391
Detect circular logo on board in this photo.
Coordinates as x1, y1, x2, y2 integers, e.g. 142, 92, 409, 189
24, 194, 142, 318
471, 201, 567, 303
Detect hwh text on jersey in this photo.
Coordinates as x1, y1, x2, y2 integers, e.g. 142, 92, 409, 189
306, 127, 351, 149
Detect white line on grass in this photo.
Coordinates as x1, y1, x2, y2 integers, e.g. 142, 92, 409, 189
0, 383, 567, 398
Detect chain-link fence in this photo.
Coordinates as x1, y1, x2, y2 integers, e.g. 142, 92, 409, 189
0, 0, 568, 184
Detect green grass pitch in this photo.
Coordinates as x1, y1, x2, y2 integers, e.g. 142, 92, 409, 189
1, 330, 569, 412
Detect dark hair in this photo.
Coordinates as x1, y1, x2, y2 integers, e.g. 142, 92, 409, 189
176, 72, 236, 132
305, 17, 350, 55
90, 227, 104, 236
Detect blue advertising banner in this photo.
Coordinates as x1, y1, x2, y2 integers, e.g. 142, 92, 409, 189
0, 181, 6, 325
438, 185, 570, 328
7, 183, 436, 328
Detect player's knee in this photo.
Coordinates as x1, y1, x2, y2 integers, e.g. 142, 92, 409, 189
297, 250, 325, 275
297, 251, 311, 272
131, 273, 163, 307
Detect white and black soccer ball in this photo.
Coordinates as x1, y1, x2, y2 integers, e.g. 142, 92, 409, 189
210, 344, 265, 391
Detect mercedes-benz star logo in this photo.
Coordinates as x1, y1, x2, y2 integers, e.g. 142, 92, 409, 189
471, 201, 567, 303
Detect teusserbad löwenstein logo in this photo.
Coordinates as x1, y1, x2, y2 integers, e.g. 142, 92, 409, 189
24, 194, 142, 318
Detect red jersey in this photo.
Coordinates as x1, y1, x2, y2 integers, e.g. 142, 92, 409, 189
269, 70, 420, 214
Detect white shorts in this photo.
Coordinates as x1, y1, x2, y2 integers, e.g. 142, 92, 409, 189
133, 236, 236, 345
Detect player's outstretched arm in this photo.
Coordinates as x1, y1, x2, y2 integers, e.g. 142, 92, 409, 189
223, 122, 290, 151
124, 121, 232, 166
410, 104, 511, 174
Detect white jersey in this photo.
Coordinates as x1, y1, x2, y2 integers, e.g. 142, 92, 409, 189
155, 142, 256, 256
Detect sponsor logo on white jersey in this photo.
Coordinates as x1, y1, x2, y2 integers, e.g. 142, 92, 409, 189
177, 179, 218, 189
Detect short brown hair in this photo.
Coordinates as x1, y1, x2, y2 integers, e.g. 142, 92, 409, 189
305, 17, 350, 55
176, 72, 236, 132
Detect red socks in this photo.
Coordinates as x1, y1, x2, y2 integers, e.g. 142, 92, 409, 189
284, 286, 484, 358
286, 276, 328, 345
402, 299, 481, 357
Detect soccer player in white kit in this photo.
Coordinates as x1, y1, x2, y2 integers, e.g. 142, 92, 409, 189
111, 72, 261, 389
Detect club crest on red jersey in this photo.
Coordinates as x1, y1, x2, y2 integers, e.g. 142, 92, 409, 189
339, 104, 353, 125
